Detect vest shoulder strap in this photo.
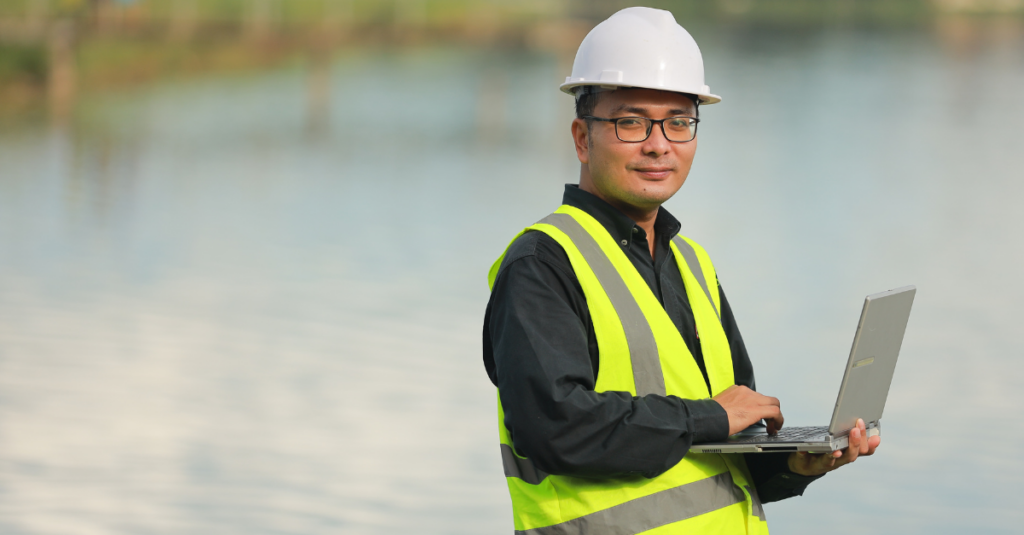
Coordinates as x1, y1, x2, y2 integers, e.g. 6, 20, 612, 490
670, 235, 721, 322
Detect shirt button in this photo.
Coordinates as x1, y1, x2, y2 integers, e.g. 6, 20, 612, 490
632, 228, 638, 234
620, 240, 628, 246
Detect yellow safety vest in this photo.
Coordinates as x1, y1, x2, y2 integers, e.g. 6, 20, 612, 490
488, 205, 770, 535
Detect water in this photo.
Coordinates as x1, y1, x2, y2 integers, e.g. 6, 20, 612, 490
1, 22, 1023, 534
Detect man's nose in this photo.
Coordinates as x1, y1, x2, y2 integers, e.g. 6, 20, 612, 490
640, 122, 672, 156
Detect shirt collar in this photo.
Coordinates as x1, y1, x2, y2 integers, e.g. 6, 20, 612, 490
561, 184, 682, 247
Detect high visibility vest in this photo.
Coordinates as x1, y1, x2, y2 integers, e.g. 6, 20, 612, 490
488, 205, 770, 535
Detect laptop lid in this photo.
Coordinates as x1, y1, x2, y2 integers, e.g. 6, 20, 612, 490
828, 286, 916, 435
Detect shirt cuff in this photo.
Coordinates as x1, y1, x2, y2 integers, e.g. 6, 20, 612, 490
776, 470, 824, 488
686, 398, 730, 443
760, 469, 825, 502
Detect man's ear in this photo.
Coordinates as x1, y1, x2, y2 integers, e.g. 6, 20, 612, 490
571, 118, 590, 164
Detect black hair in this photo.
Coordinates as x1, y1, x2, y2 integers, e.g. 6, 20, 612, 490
574, 88, 701, 120
575, 89, 600, 121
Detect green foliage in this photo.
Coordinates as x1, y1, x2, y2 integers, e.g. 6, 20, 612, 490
0, 0, 1019, 29
573, 0, 1022, 24
574, 0, 943, 25
0, 44, 47, 84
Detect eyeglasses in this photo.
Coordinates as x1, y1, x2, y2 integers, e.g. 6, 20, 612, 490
584, 116, 699, 143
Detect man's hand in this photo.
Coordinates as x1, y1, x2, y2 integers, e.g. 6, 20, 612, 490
788, 418, 881, 477
711, 385, 784, 436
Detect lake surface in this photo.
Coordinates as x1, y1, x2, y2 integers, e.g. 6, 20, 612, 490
1, 20, 1023, 534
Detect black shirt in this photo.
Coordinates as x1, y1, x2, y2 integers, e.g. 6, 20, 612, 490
483, 185, 820, 503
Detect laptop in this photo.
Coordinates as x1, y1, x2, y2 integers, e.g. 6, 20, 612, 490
690, 285, 916, 454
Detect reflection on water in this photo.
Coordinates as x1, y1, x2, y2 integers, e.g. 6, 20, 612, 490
1, 25, 1023, 534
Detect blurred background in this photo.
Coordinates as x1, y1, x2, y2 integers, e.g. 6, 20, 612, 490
1, 0, 1023, 533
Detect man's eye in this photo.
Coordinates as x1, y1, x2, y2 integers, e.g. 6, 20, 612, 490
617, 118, 645, 129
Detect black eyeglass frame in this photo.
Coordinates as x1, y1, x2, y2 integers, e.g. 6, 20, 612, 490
583, 115, 700, 143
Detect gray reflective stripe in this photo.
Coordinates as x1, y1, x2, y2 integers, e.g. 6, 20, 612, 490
744, 484, 766, 521
671, 235, 720, 322
538, 213, 665, 397
501, 444, 548, 485
516, 471, 746, 535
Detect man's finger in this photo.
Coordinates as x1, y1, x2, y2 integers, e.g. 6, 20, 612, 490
845, 426, 862, 464
762, 406, 782, 422
863, 435, 881, 456
764, 412, 784, 433
857, 419, 869, 455
819, 453, 837, 471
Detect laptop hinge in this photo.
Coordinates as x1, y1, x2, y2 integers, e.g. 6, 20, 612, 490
832, 420, 880, 439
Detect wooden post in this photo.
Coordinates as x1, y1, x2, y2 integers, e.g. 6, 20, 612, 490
323, 0, 352, 38
245, 0, 276, 42
476, 70, 506, 142
168, 0, 198, 42
48, 19, 77, 122
306, 49, 332, 135
93, 0, 122, 34
27, 0, 50, 33
395, 0, 428, 28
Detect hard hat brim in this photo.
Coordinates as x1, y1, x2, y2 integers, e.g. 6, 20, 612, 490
559, 81, 722, 105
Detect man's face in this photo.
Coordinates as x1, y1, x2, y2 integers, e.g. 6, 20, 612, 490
572, 88, 698, 213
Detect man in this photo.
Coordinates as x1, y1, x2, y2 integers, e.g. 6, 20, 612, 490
482, 7, 880, 534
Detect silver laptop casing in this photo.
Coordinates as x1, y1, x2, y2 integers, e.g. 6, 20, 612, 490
689, 286, 915, 454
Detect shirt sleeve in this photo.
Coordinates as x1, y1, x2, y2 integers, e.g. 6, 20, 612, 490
487, 233, 730, 479
718, 284, 825, 502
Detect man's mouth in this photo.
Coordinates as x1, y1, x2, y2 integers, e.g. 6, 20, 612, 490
632, 166, 674, 179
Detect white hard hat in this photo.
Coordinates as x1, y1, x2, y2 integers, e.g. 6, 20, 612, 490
560, 7, 721, 105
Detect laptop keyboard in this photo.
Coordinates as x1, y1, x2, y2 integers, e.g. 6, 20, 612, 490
729, 426, 829, 443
